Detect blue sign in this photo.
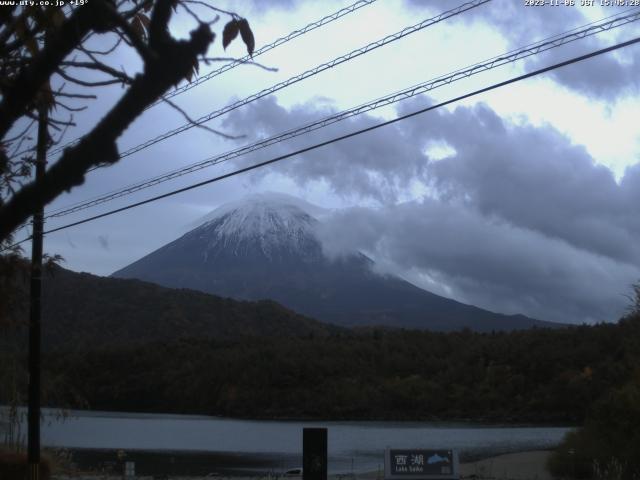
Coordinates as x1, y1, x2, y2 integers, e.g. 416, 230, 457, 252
385, 449, 459, 480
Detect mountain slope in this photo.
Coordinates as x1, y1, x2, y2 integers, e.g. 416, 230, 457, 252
2, 265, 338, 352
113, 193, 560, 331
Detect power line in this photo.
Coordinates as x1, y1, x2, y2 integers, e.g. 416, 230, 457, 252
151, 0, 379, 107
48, 0, 380, 157
4, 34, 632, 251
100, 0, 491, 162
45, 8, 640, 219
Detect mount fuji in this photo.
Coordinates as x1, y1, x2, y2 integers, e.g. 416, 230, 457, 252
113, 193, 558, 331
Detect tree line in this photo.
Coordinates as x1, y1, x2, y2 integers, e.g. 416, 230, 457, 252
4, 314, 632, 425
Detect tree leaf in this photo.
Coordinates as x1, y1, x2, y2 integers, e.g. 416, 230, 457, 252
51, 9, 66, 28
222, 19, 240, 50
26, 37, 39, 56
185, 57, 199, 83
16, 16, 39, 55
15, 17, 27, 42
130, 16, 145, 40
238, 19, 255, 58
138, 13, 151, 30
185, 66, 194, 83
137, 12, 150, 38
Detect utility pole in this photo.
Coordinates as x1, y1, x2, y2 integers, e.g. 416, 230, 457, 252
28, 104, 47, 480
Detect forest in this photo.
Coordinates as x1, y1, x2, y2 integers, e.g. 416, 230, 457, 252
2, 271, 640, 477
2, 314, 636, 424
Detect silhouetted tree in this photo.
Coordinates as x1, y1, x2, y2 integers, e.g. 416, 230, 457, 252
0, 0, 254, 243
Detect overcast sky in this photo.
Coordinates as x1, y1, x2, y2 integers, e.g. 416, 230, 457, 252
19, 0, 640, 325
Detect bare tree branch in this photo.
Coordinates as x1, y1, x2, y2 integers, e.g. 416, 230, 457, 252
60, 61, 134, 84
148, 0, 173, 49
3, 119, 35, 144
51, 118, 74, 147
80, 36, 123, 56
8, 144, 35, 160
47, 116, 75, 128
121, 0, 153, 19
0, 0, 112, 139
54, 101, 88, 113
0, 15, 215, 241
8, 135, 34, 159
56, 69, 125, 87
108, 10, 155, 63
161, 96, 245, 140
202, 56, 278, 72
182, 1, 238, 19
178, 2, 209, 25
51, 91, 97, 100
0, 1, 259, 245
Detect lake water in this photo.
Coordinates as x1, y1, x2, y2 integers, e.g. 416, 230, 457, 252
7, 409, 572, 474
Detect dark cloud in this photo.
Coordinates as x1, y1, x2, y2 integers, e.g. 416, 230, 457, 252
316, 199, 638, 324
406, 0, 640, 100
523, 31, 640, 100
225, 95, 640, 323
403, 101, 640, 265
221, 96, 429, 203
224, 97, 640, 267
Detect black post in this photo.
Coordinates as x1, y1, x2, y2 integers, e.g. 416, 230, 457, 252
303, 428, 327, 480
28, 105, 47, 480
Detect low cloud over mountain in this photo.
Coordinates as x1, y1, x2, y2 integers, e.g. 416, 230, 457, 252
113, 192, 556, 331
220, 97, 640, 324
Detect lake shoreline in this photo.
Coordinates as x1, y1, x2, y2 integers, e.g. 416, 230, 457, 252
49, 446, 554, 477
48, 449, 554, 479
29, 406, 581, 427
3, 409, 571, 476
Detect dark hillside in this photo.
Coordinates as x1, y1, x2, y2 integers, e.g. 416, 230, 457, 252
1, 266, 339, 352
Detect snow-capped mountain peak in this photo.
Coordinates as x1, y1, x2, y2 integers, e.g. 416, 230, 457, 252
113, 192, 554, 331
200, 192, 327, 223
189, 192, 326, 260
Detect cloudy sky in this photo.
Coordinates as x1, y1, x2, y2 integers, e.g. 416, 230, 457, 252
18, 0, 640, 325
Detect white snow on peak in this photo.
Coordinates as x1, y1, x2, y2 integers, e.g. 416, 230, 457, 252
193, 192, 328, 258
203, 192, 327, 222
